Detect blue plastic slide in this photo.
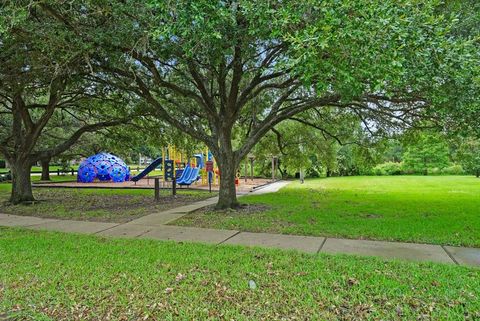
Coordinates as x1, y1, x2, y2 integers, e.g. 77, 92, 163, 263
179, 167, 200, 186
176, 165, 192, 184
131, 157, 163, 182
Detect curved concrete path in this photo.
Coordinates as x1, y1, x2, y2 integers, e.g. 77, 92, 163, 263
1, 180, 479, 267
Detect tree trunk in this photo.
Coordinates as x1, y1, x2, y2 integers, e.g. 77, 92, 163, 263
9, 160, 34, 204
216, 155, 239, 209
476, 168, 479, 178
278, 164, 287, 179
40, 158, 51, 181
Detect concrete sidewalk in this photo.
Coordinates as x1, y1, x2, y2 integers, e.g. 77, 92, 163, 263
1, 180, 479, 267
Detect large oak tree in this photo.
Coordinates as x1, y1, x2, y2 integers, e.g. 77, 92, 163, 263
36, 0, 478, 208
0, 4, 133, 204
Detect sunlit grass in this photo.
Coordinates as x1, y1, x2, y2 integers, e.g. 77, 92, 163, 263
175, 176, 480, 247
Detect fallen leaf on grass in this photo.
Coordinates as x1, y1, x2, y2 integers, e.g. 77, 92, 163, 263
175, 273, 186, 282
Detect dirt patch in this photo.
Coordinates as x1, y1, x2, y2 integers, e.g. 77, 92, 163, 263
196, 203, 270, 215
173, 203, 271, 228
360, 213, 383, 219
33, 190, 198, 212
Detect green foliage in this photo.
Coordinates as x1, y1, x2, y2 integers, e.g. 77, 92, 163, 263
373, 162, 404, 176
336, 144, 383, 176
19, 0, 476, 160
287, 0, 479, 101
441, 164, 465, 175
252, 118, 341, 177
253, 111, 385, 178
457, 139, 480, 177
403, 133, 450, 175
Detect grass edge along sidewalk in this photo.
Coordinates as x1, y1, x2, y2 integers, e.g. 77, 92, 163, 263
173, 176, 480, 248
0, 226, 479, 320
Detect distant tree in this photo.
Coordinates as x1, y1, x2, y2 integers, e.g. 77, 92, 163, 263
251, 107, 357, 177
253, 109, 385, 178
403, 133, 450, 175
336, 143, 384, 176
457, 139, 480, 178
253, 120, 330, 178
382, 140, 404, 163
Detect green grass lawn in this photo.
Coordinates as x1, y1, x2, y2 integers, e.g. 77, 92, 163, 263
0, 166, 161, 175
130, 169, 163, 177
0, 165, 80, 174
0, 227, 478, 320
0, 165, 67, 173
30, 174, 78, 182
0, 183, 215, 222
175, 176, 480, 247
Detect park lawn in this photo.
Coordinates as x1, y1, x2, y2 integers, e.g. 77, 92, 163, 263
129, 169, 163, 177
0, 228, 478, 320
0, 183, 215, 223
0, 165, 79, 174
31, 175, 78, 182
0, 166, 160, 175
174, 176, 480, 247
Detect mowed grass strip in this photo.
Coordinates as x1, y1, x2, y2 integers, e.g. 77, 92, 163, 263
0, 227, 478, 320
0, 183, 215, 223
174, 176, 480, 247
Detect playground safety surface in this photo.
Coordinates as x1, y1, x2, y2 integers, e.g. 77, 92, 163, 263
2, 181, 479, 267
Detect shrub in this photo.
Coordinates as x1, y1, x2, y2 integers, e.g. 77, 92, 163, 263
359, 167, 375, 176
373, 162, 404, 176
441, 164, 465, 175
429, 167, 442, 175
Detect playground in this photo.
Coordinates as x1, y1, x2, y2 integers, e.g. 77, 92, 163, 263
0, 148, 272, 222
0, 142, 281, 228
63, 148, 271, 193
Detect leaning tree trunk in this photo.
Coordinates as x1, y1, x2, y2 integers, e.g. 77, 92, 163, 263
9, 160, 34, 204
40, 158, 51, 181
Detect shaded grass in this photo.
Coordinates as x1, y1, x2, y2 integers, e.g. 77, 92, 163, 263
0, 165, 79, 174
0, 227, 479, 320
174, 176, 480, 247
0, 183, 215, 222
30, 175, 78, 182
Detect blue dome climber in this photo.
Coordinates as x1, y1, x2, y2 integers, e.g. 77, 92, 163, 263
77, 153, 130, 183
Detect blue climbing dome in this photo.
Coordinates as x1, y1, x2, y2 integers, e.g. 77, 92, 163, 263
77, 153, 130, 183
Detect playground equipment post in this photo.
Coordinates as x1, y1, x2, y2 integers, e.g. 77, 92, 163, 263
172, 177, 177, 196
154, 178, 160, 202
206, 160, 214, 193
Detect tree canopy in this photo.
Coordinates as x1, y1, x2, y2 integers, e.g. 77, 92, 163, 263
1, 0, 478, 207
0, 4, 134, 203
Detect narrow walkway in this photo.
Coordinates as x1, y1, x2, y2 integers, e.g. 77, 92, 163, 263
1, 181, 479, 267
